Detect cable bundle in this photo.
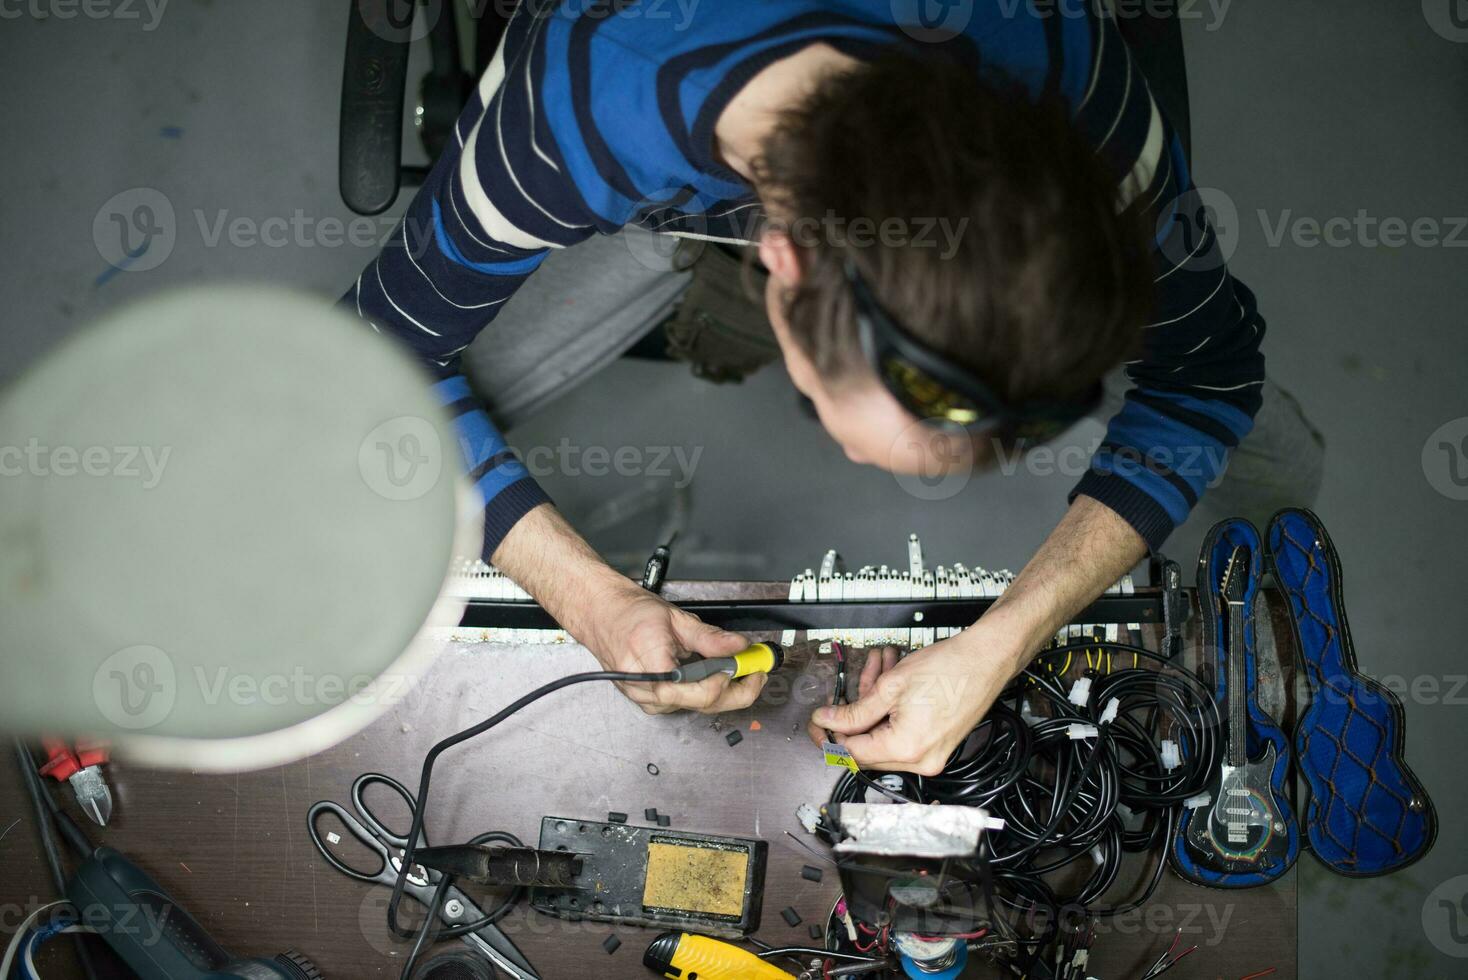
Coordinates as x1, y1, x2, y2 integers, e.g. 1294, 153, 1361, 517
823, 640, 1222, 975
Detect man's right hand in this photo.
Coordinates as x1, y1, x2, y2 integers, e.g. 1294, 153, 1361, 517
490, 503, 767, 715
580, 577, 767, 714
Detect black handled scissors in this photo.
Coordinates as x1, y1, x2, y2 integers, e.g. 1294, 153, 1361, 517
308, 772, 539, 979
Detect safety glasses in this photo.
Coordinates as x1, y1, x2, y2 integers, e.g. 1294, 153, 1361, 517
845, 260, 1100, 444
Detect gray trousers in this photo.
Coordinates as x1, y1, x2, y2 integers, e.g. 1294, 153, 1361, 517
463, 229, 1325, 547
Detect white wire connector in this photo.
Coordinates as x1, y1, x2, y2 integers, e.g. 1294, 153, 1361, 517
1160, 739, 1181, 772
1068, 677, 1092, 707
1020, 700, 1042, 726
1067, 723, 1099, 740
796, 803, 821, 834
1099, 698, 1120, 726
979, 813, 1007, 832
1183, 792, 1212, 809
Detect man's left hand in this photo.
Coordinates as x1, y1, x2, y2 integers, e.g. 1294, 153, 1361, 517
804, 497, 1147, 775
806, 618, 1028, 775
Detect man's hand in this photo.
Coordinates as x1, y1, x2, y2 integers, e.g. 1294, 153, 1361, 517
806, 496, 1148, 773
491, 503, 766, 715
580, 576, 767, 714
807, 618, 1026, 775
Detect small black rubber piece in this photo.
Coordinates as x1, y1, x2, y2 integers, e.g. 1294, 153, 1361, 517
647, 763, 660, 776
644, 808, 659, 822
608, 811, 628, 824
657, 814, 671, 827
725, 730, 743, 747
603, 934, 622, 955
801, 865, 823, 882
781, 906, 802, 927
808, 924, 824, 941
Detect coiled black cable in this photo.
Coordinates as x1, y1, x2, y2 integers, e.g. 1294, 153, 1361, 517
825, 639, 1220, 948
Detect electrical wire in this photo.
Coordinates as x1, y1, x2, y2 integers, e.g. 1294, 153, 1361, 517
12, 742, 71, 898
1, 902, 72, 980
822, 639, 1221, 979
384, 669, 680, 978
11, 742, 99, 980
1137, 929, 1198, 979
21, 922, 98, 980
755, 947, 875, 964
398, 877, 452, 980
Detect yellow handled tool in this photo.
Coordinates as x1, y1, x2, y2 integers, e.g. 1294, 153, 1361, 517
670, 642, 784, 683
643, 932, 796, 980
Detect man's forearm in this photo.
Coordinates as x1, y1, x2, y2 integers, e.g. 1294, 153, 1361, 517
982, 495, 1149, 672
490, 502, 634, 641
495, 497, 1145, 672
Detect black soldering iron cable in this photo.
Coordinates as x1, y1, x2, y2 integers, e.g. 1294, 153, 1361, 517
399, 876, 454, 980
13, 740, 71, 894
12, 739, 101, 980
385, 670, 679, 947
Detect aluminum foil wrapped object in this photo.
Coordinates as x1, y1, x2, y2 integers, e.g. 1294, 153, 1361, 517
832, 803, 999, 858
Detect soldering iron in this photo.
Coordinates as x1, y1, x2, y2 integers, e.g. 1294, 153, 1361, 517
669, 641, 784, 683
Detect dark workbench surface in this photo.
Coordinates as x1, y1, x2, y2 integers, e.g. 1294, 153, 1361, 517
2, 589, 1297, 980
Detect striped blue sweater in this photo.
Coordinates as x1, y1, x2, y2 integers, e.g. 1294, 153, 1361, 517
347, 0, 1266, 556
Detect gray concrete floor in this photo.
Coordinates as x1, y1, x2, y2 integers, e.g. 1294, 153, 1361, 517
3, 1, 1466, 977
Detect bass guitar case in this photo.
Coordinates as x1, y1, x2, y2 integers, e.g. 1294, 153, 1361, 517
1171, 518, 1300, 888
1265, 508, 1436, 876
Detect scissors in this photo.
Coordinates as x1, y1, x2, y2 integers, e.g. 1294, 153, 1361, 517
307, 772, 540, 979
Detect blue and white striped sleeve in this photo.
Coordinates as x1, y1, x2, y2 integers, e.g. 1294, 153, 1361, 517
1071, 148, 1267, 550
1066, 11, 1266, 550
344, 11, 605, 558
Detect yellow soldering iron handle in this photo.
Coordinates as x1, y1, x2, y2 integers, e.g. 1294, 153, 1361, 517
643, 932, 796, 980
730, 641, 783, 678
670, 642, 785, 683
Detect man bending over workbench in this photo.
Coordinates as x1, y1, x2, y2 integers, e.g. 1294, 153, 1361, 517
345, 1, 1323, 775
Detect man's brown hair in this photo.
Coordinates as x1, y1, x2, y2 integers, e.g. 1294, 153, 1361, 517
754, 51, 1153, 407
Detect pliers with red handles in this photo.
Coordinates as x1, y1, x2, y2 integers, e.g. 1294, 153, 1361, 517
40, 737, 113, 826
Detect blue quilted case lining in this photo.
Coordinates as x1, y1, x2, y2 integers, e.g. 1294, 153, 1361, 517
1170, 518, 1300, 888
1265, 508, 1436, 876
